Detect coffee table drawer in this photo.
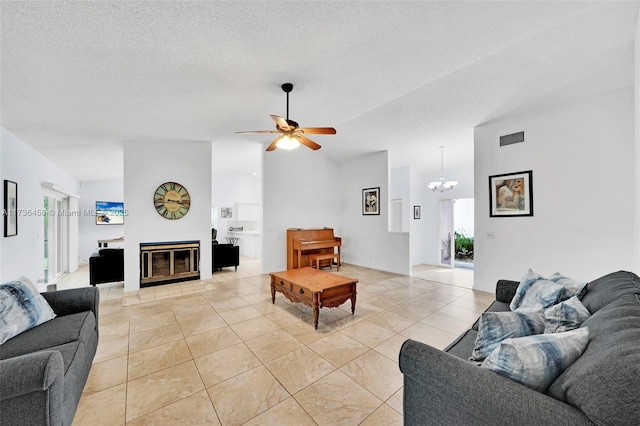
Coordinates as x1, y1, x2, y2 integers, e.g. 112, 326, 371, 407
291, 283, 312, 301
274, 278, 290, 290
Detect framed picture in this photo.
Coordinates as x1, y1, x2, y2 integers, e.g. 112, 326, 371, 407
362, 187, 380, 215
220, 207, 232, 219
489, 170, 533, 217
413, 205, 421, 219
4, 180, 17, 237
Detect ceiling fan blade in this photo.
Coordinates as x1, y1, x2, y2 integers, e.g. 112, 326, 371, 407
296, 135, 321, 150
299, 127, 336, 135
235, 130, 281, 134
265, 136, 280, 152
270, 115, 291, 131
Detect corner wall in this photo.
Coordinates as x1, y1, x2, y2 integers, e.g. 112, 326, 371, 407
261, 148, 341, 272
474, 88, 635, 292
339, 151, 410, 275
123, 140, 212, 292
0, 127, 80, 286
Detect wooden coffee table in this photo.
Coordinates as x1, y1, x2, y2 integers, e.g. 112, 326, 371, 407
270, 267, 358, 329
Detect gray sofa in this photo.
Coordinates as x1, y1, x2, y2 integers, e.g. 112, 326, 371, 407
0, 287, 100, 426
399, 270, 640, 425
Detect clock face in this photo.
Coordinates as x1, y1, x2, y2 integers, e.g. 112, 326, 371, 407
154, 182, 191, 220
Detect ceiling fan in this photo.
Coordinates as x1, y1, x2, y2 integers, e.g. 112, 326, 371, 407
236, 83, 336, 151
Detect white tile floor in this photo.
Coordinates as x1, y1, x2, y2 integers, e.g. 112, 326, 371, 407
54, 259, 490, 425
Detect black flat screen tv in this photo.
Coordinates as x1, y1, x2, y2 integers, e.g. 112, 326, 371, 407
95, 201, 125, 225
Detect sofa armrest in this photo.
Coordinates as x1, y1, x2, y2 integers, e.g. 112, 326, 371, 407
399, 339, 594, 426
496, 279, 519, 304
42, 287, 100, 325
0, 351, 64, 425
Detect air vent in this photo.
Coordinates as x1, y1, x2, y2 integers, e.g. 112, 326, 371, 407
499, 131, 525, 147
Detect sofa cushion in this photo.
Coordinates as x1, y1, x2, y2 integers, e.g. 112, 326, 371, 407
470, 309, 545, 362
580, 270, 640, 313
444, 329, 478, 360
547, 293, 640, 425
544, 296, 590, 333
510, 270, 574, 311
481, 327, 589, 393
0, 311, 96, 361
0, 278, 56, 345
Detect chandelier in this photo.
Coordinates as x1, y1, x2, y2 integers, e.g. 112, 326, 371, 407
428, 146, 458, 192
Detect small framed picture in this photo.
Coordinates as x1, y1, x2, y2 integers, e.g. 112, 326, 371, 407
413, 205, 421, 219
4, 180, 17, 237
489, 170, 533, 217
362, 187, 380, 215
220, 207, 232, 219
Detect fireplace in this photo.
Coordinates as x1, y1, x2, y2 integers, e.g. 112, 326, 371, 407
140, 240, 200, 287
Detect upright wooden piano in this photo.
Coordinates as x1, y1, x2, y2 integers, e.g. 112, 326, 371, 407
287, 228, 342, 270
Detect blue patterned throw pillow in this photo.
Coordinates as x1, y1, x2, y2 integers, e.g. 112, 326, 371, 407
481, 327, 590, 393
510, 269, 574, 311
549, 273, 587, 299
470, 309, 545, 362
0, 277, 56, 345
544, 296, 590, 333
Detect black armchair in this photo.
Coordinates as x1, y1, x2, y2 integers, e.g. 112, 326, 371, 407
212, 243, 239, 271
89, 248, 124, 285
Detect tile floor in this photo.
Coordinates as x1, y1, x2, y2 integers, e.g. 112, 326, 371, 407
412, 264, 474, 289
58, 260, 492, 425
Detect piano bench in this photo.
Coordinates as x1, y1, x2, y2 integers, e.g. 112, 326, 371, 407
309, 253, 340, 272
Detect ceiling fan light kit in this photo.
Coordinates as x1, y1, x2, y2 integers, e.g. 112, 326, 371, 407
429, 146, 458, 192
236, 83, 336, 151
275, 134, 300, 150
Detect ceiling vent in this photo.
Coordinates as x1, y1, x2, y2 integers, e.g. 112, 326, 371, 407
499, 131, 525, 147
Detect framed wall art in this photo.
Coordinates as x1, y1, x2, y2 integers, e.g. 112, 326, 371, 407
362, 187, 380, 215
220, 207, 232, 219
413, 205, 421, 219
4, 180, 17, 237
489, 170, 533, 217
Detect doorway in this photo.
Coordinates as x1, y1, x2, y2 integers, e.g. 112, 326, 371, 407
43, 195, 69, 284
438, 198, 475, 269
453, 198, 474, 269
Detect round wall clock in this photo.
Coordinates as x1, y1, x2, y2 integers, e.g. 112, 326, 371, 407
153, 182, 191, 220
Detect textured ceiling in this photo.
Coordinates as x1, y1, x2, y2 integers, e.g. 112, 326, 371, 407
1, 1, 638, 181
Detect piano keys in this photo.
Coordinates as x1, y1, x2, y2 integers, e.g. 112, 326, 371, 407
287, 228, 342, 270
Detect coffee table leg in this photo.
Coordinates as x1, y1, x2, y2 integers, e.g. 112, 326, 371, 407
313, 294, 320, 329
351, 285, 357, 315
271, 283, 275, 304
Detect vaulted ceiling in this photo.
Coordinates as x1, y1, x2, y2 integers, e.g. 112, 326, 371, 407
1, 1, 638, 181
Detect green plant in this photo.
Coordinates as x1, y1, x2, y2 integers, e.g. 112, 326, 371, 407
454, 230, 474, 261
